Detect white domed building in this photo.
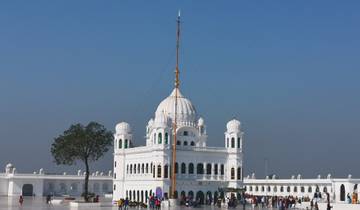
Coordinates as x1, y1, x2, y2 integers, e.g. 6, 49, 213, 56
112, 87, 244, 204
112, 13, 244, 205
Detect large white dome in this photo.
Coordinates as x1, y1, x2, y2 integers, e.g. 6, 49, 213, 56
155, 88, 196, 125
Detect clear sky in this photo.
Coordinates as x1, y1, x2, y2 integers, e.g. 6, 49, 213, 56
0, 1, 359, 178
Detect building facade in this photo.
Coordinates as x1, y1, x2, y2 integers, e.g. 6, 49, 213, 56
244, 173, 360, 203
112, 88, 244, 204
0, 163, 112, 197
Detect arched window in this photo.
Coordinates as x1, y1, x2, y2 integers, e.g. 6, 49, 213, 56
157, 165, 161, 178
308, 186, 312, 193
274, 186, 277, 192
231, 138, 235, 148
152, 166, 155, 178
190, 141, 195, 146
287, 186, 291, 192
280, 186, 284, 192
340, 184, 345, 201
237, 137, 240, 148
214, 164, 218, 175
165, 133, 168, 144
137, 163, 140, 173
177, 141, 181, 145
130, 165, 133, 174
183, 131, 188, 136
181, 163, 186, 174
183, 141, 188, 146
301, 186, 305, 193
206, 164, 212, 175
119, 139, 122, 149
255, 186, 259, 192
126, 165, 129, 174
141, 164, 144, 174
237, 167, 241, 180
175, 162, 178, 174
294, 186, 297, 192
189, 163, 194, 174
125, 139, 128, 148
261, 186, 264, 192
134, 164, 137, 174
230, 168, 235, 179
267, 186, 271, 192
158, 133, 162, 144
197, 163, 204, 174
164, 165, 169, 178
146, 163, 149, 173
323, 187, 327, 193
220, 164, 224, 175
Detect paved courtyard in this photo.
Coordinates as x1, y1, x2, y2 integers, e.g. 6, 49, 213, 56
0, 197, 274, 210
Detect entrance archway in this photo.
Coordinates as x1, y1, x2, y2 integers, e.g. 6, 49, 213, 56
340, 184, 345, 201
188, 191, 194, 199
196, 191, 205, 205
22, 184, 33, 196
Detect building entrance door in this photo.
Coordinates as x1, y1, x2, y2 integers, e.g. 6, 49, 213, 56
22, 184, 33, 196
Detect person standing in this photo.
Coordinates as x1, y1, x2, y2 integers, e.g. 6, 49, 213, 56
155, 198, 161, 210
314, 202, 319, 210
117, 199, 123, 210
124, 197, 129, 210
19, 195, 24, 206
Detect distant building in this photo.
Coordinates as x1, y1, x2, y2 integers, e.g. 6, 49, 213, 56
0, 163, 112, 197
244, 173, 360, 203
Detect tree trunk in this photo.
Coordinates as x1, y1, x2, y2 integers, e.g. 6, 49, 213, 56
84, 158, 90, 202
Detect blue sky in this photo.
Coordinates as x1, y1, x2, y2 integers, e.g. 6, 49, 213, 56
0, 1, 359, 178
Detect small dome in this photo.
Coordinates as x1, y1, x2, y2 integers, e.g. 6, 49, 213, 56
155, 88, 196, 125
5, 163, 13, 168
115, 122, 131, 134
154, 112, 169, 127
198, 117, 205, 126
147, 118, 154, 127
226, 119, 241, 133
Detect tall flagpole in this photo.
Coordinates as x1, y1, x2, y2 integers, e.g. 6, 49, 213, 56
170, 10, 181, 200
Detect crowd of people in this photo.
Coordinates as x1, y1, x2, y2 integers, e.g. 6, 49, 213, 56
117, 195, 162, 210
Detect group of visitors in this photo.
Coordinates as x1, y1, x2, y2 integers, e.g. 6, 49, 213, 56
148, 195, 162, 209
246, 195, 302, 208
117, 195, 161, 209
117, 197, 129, 210
179, 195, 202, 207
